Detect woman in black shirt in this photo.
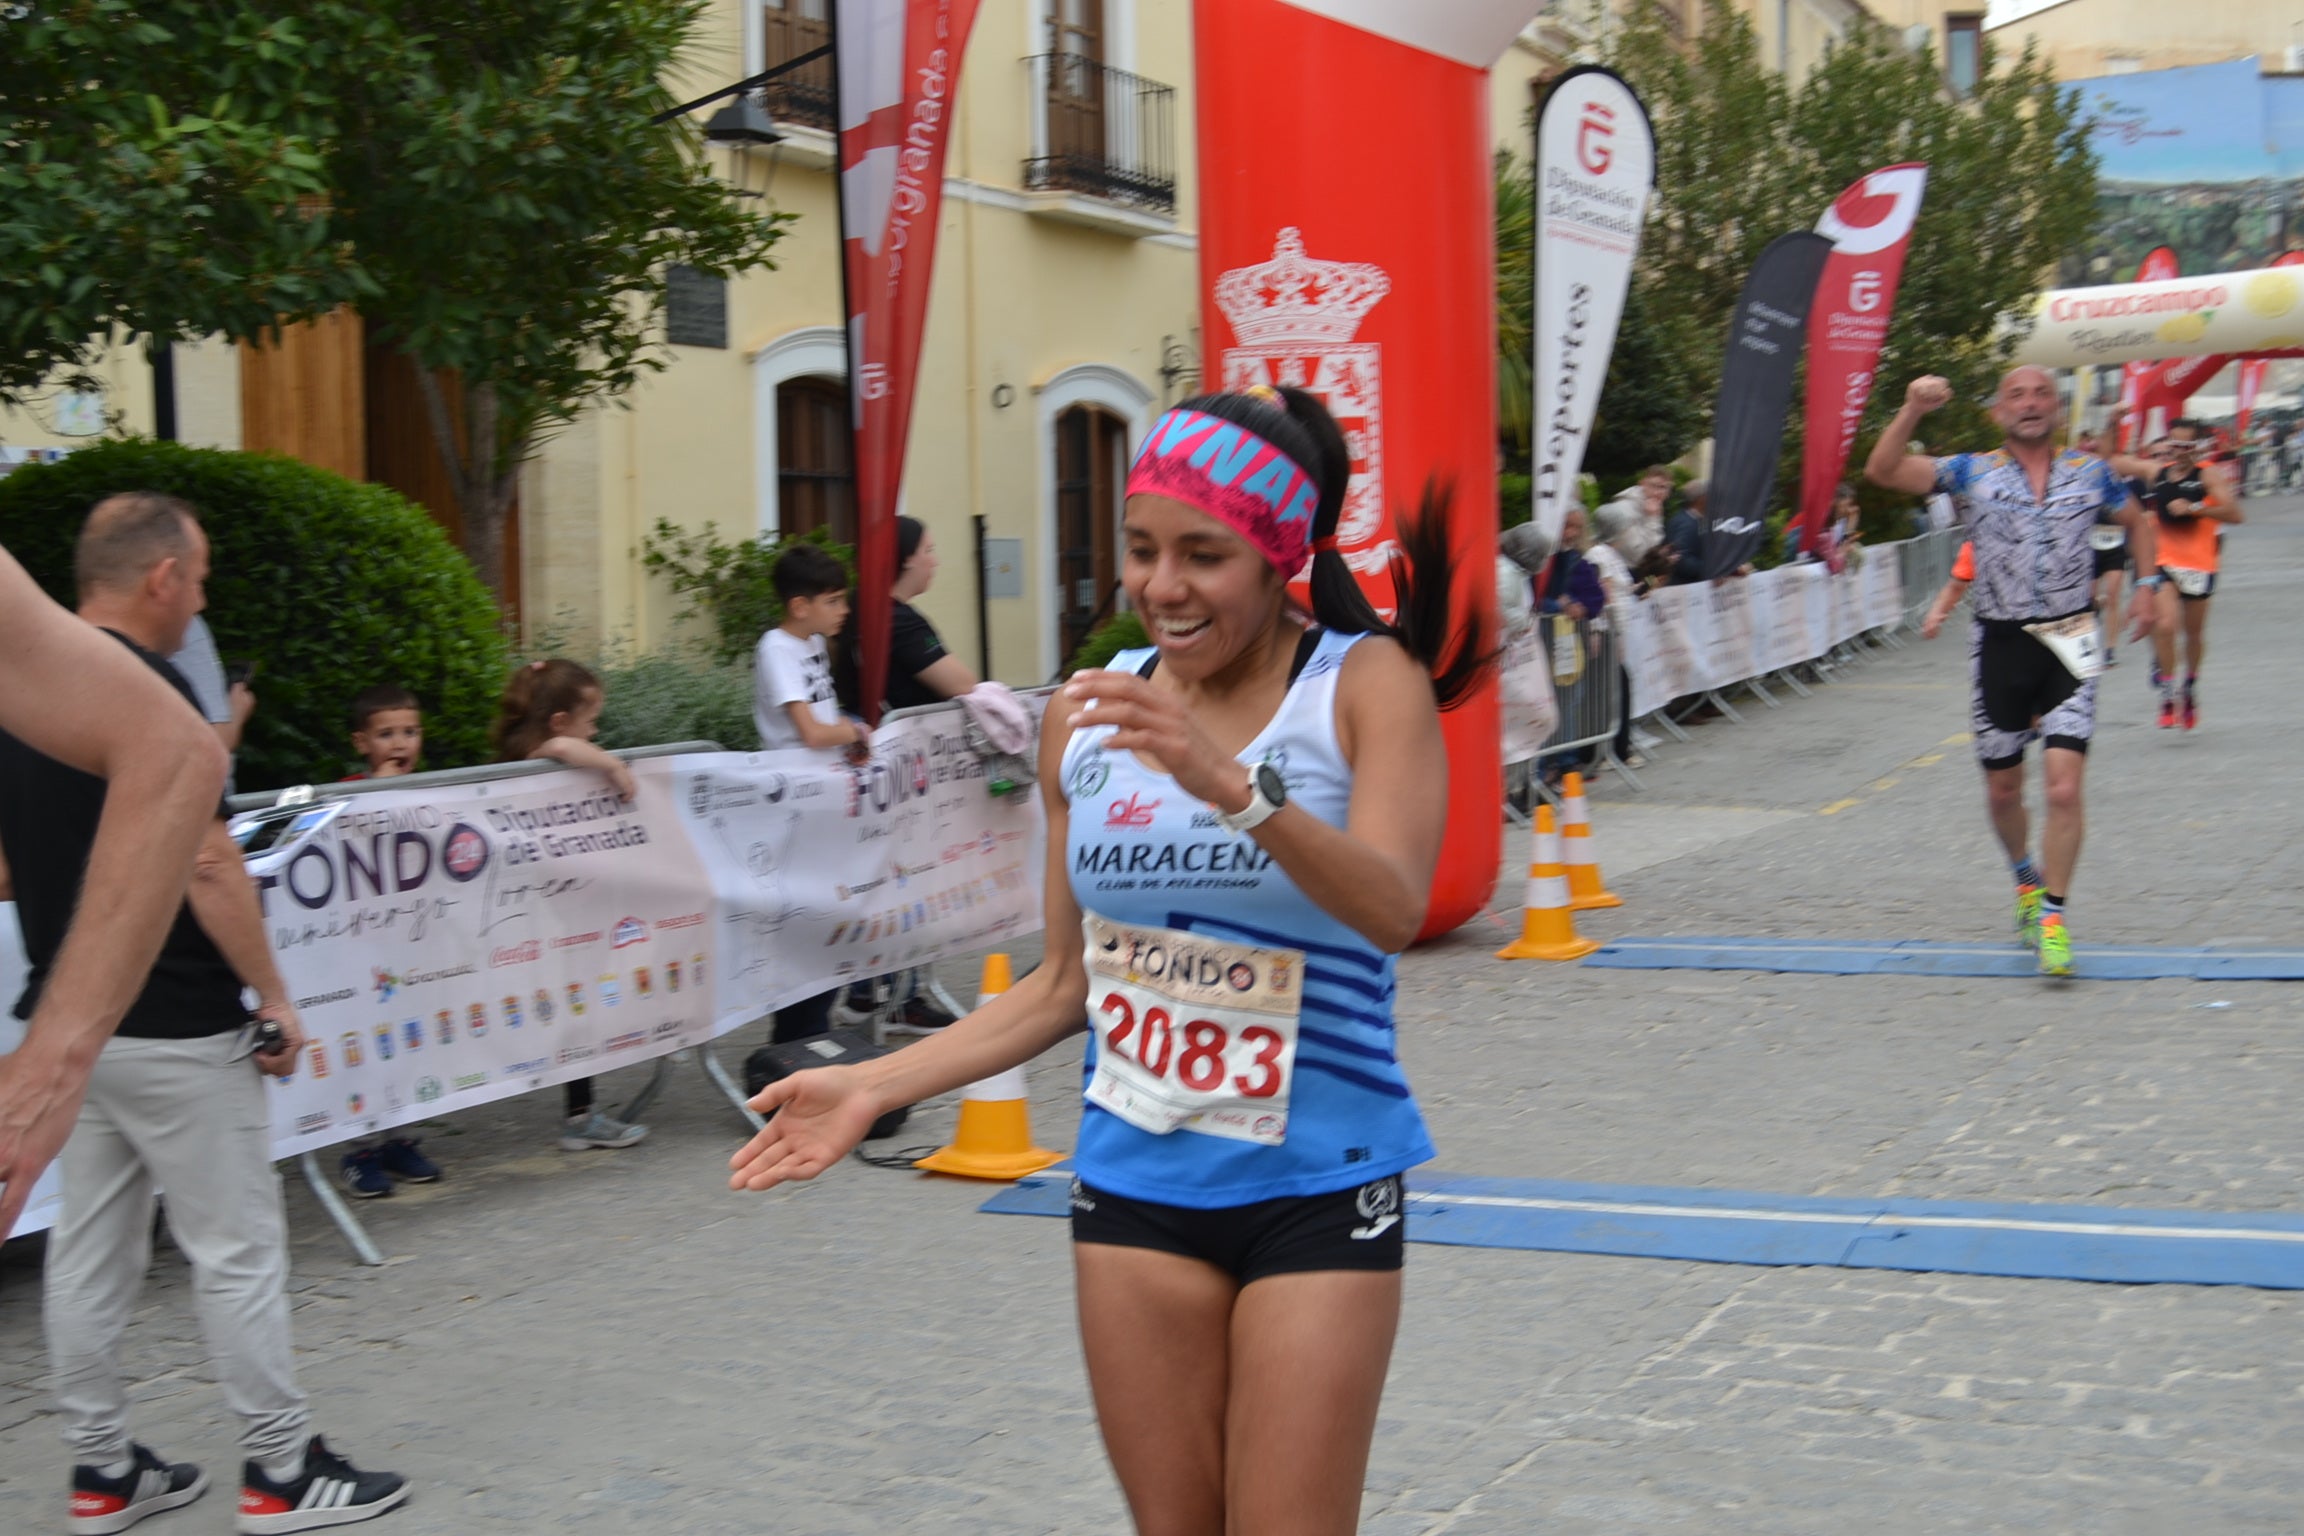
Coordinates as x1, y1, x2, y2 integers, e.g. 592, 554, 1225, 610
835, 516, 979, 715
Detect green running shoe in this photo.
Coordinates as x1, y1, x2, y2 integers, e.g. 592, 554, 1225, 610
2037, 912, 2073, 978
2014, 884, 2043, 949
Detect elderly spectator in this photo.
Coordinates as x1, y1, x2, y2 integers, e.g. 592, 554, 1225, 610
0, 494, 408, 1533
1608, 465, 1673, 565
1534, 505, 1606, 621
1586, 501, 1642, 618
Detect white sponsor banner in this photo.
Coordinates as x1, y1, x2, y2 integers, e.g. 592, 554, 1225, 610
1598, 546, 1910, 738
2, 701, 1049, 1228
2013, 264, 2304, 369
1531, 67, 1654, 542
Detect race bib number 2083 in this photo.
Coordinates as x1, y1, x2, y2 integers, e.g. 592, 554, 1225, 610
1081, 913, 1305, 1146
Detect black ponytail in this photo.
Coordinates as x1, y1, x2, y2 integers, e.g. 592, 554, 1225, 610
1172, 387, 1492, 710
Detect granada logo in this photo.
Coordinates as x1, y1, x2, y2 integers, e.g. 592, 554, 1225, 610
1849, 270, 1882, 314
490, 940, 542, 968
1105, 792, 1160, 829
1577, 100, 1615, 175
611, 916, 649, 948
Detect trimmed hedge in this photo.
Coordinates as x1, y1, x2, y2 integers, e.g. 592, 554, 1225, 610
0, 439, 511, 789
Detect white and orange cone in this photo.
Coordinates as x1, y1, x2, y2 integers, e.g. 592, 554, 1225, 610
1496, 806, 1601, 962
914, 954, 1064, 1181
1559, 771, 1623, 911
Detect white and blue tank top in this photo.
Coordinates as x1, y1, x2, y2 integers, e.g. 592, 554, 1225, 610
1061, 627, 1435, 1207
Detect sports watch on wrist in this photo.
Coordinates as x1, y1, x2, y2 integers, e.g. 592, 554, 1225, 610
1214, 761, 1287, 835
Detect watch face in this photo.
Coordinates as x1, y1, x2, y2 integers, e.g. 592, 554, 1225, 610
1254, 762, 1287, 807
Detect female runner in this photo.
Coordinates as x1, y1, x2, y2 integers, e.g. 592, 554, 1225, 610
729, 384, 1483, 1535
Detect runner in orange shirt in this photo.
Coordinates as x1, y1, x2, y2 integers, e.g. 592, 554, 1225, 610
2113, 423, 2243, 729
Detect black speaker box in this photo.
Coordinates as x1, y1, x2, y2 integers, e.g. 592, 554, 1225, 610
741, 1028, 910, 1141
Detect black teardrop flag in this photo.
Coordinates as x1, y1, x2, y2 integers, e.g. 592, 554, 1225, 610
1702, 231, 1832, 580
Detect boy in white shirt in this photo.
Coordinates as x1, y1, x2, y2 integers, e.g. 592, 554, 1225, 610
754, 544, 870, 757
752, 544, 867, 1044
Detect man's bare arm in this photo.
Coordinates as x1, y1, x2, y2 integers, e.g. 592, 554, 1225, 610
0, 547, 227, 1236
1865, 376, 1951, 497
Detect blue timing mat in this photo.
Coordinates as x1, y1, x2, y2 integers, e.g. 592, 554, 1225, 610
1580, 936, 2304, 980
980, 1168, 2304, 1289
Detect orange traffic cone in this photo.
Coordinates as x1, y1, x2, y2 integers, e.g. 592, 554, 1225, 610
1559, 772, 1622, 911
914, 954, 1064, 1180
1496, 807, 1601, 962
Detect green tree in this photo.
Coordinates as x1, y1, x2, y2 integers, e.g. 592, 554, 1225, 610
1602, 0, 2099, 455
321, 0, 792, 605
0, 2, 367, 400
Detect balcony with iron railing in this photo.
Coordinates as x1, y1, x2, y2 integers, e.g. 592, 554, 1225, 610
1024, 53, 1177, 229
757, 40, 835, 134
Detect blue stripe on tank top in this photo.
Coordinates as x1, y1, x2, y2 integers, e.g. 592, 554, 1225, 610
1164, 912, 1388, 978
1301, 996, 1399, 1039
1296, 1056, 1414, 1098
1297, 1023, 1401, 1064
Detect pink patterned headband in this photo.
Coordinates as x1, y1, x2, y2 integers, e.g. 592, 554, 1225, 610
1125, 406, 1321, 572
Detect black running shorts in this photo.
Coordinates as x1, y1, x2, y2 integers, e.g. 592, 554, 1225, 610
1069, 1174, 1406, 1282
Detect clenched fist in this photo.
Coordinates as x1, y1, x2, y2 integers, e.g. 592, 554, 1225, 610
1906, 376, 1954, 413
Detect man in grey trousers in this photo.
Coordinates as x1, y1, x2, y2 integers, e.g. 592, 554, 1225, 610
0, 493, 410, 1535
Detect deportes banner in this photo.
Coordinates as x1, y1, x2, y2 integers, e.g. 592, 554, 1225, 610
1193, 0, 1544, 938
1703, 231, 1831, 580
1796, 163, 1927, 556
0, 701, 1045, 1233
1529, 66, 1657, 544
836, 0, 980, 723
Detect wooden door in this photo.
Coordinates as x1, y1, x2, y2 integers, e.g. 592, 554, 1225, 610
1046, 0, 1106, 168
1055, 404, 1126, 662
777, 376, 855, 543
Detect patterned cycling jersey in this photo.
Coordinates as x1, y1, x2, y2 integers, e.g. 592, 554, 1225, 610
1934, 449, 2130, 622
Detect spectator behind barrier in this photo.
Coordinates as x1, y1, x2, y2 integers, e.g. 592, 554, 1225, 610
336, 684, 446, 1199
494, 658, 647, 1154
756, 545, 866, 1048
1663, 478, 1708, 585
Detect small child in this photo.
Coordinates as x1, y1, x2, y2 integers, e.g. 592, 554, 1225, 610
1920, 540, 1974, 640
339, 684, 445, 1197
345, 684, 424, 779
494, 659, 645, 1151
755, 546, 867, 1043
754, 544, 870, 760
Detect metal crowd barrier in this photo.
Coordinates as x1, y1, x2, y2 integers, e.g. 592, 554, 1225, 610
1504, 614, 1630, 819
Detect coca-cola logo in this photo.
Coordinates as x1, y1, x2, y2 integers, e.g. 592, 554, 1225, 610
490, 941, 541, 969
1577, 101, 1615, 175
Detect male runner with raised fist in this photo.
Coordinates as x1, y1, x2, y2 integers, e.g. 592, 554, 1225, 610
1866, 368, 2156, 977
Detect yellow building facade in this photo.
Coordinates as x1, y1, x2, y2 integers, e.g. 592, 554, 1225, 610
4, 2, 1875, 686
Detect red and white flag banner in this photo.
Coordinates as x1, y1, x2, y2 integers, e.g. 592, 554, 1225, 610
1794, 163, 1926, 556
837, 0, 980, 723
2117, 245, 2179, 448
2236, 358, 2270, 437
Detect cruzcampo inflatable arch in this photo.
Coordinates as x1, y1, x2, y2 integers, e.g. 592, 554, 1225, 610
1193, 0, 1545, 941
2016, 263, 2304, 370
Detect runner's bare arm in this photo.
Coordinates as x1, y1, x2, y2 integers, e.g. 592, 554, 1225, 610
2119, 496, 2159, 638
1863, 377, 1949, 496
2199, 460, 2246, 523
729, 697, 1094, 1191
0, 547, 228, 1236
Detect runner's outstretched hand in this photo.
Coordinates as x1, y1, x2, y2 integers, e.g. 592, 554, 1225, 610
730, 1064, 882, 1191
1062, 669, 1244, 810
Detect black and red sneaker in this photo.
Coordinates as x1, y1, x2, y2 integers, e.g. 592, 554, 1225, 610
236, 1437, 408, 1533
70, 1443, 207, 1535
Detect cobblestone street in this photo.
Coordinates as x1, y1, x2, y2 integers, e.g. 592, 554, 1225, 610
2, 503, 2298, 1535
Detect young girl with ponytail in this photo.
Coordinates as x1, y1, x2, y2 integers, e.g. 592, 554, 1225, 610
728, 386, 1485, 1534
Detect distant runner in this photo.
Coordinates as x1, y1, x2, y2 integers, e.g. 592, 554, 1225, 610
2109, 422, 2242, 729
1866, 368, 2156, 977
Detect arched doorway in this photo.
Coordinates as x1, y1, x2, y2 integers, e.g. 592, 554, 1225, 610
1054, 402, 1129, 663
